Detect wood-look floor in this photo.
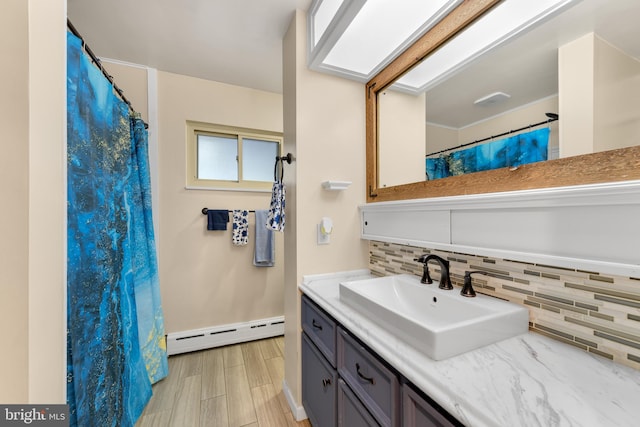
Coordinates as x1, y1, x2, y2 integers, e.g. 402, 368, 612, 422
136, 336, 312, 427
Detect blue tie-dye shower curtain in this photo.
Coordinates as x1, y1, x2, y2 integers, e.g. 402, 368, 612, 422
66, 32, 168, 427
129, 117, 169, 384
426, 127, 550, 180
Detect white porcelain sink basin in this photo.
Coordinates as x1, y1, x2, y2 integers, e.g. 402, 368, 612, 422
339, 274, 529, 360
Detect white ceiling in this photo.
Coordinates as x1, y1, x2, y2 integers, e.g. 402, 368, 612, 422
67, 0, 312, 94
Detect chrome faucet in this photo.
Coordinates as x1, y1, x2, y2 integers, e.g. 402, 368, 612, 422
414, 254, 453, 290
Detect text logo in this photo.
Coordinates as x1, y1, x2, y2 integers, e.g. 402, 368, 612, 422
0, 405, 68, 426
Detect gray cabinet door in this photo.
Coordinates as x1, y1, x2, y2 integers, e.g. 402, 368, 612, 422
338, 379, 380, 427
337, 327, 400, 427
302, 295, 338, 367
402, 383, 462, 427
302, 332, 337, 427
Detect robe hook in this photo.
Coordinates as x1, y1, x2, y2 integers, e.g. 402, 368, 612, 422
277, 153, 293, 164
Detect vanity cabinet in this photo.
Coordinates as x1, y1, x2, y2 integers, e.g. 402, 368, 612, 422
301, 294, 462, 427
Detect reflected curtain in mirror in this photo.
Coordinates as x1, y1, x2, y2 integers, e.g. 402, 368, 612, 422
426, 127, 549, 180
67, 32, 168, 427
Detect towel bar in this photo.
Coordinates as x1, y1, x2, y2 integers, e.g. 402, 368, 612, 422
202, 208, 256, 215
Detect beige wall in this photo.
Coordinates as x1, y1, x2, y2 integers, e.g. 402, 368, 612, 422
1, 0, 30, 403
282, 13, 300, 409
378, 90, 426, 187
101, 59, 149, 122
0, 0, 66, 403
27, 0, 67, 403
425, 123, 457, 155
560, 33, 640, 157
282, 9, 369, 410
594, 36, 640, 152
157, 71, 286, 334
559, 33, 595, 157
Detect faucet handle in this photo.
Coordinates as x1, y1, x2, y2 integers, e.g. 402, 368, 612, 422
414, 254, 429, 263
462, 271, 489, 297
414, 254, 432, 284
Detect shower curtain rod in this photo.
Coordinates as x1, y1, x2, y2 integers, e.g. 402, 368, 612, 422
425, 114, 559, 158
67, 19, 148, 128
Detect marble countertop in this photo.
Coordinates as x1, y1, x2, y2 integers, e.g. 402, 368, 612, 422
300, 270, 640, 427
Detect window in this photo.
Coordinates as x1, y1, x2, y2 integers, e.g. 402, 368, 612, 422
186, 121, 283, 191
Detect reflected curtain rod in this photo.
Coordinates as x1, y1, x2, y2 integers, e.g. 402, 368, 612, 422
67, 19, 147, 128
426, 113, 559, 157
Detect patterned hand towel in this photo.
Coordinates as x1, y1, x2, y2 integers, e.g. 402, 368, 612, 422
232, 209, 249, 246
266, 181, 285, 232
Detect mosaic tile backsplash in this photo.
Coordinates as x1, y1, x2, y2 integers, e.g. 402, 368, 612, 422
369, 241, 640, 371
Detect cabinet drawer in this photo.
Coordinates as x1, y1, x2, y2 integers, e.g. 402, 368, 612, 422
302, 332, 337, 427
338, 327, 400, 427
302, 295, 337, 367
402, 383, 462, 427
338, 378, 380, 427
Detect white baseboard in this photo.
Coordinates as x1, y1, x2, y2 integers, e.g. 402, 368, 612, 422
166, 316, 284, 355
283, 379, 307, 421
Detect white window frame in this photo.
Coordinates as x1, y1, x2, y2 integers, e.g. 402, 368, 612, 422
186, 121, 283, 192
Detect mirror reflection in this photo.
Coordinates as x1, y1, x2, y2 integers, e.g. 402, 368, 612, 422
378, 0, 640, 189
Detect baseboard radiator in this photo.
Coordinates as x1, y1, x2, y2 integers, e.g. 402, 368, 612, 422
166, 316, 285, 355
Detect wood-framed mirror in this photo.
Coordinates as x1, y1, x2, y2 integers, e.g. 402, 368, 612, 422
365, 0, 640, 203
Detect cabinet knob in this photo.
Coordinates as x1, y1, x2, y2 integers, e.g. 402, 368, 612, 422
322, 378, 332, 387
312, 319, 323, 330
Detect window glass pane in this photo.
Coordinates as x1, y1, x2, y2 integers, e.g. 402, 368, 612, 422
242, 138, 279, 182
197, 134, 238, 181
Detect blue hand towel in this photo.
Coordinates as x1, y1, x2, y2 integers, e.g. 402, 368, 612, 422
254, 210, 275, 267
207, 210, 229, 231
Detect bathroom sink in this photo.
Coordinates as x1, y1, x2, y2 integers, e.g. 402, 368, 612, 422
339, 274, 529, 360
